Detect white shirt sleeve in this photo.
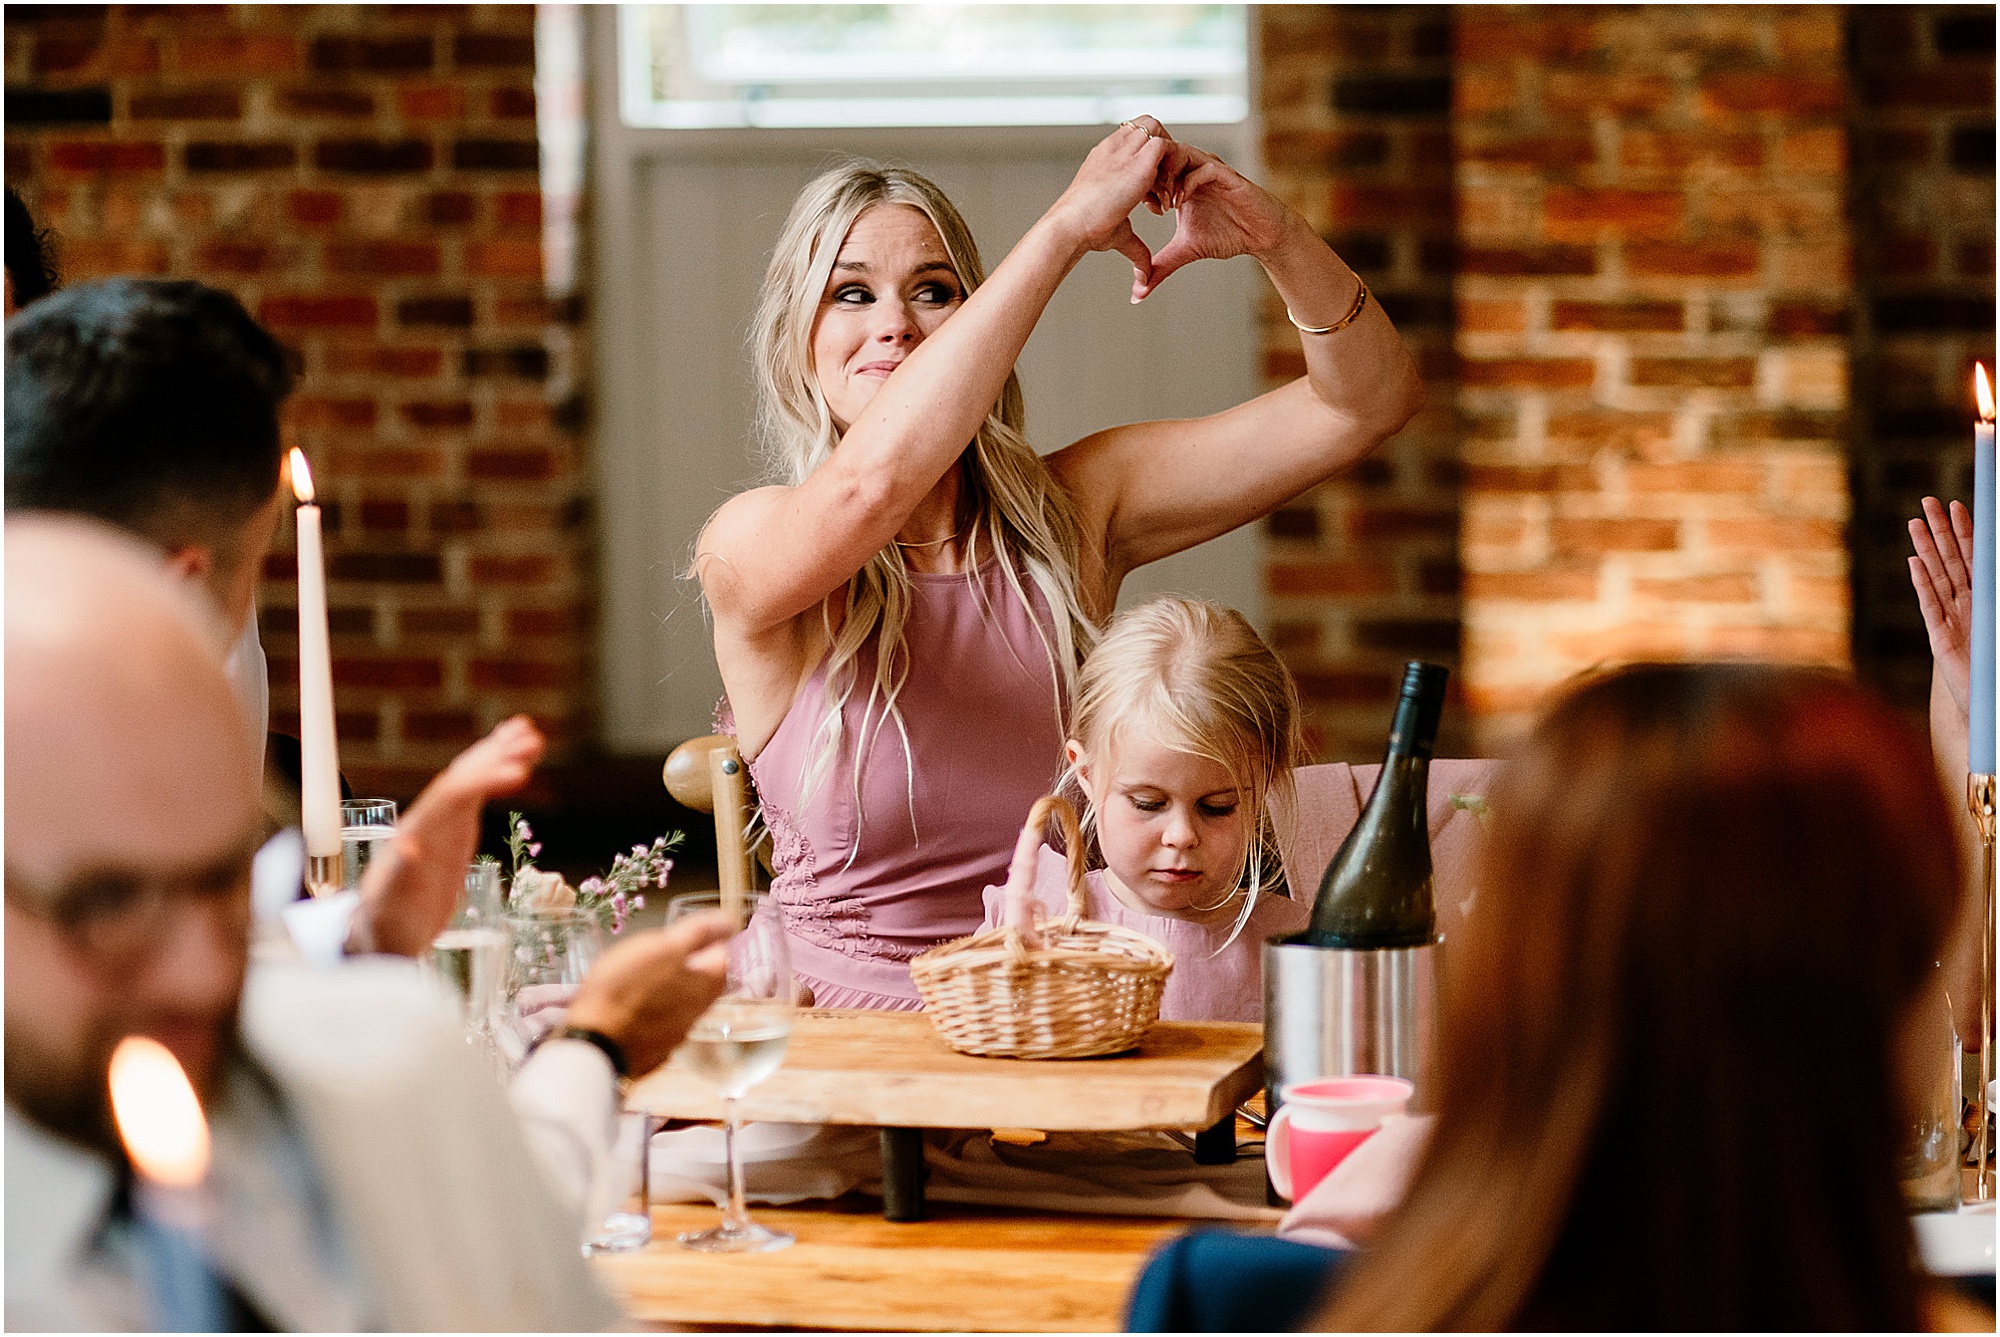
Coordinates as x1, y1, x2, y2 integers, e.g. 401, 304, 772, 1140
507, 1039, 623, 1233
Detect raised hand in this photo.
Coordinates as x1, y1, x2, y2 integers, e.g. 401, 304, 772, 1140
564, 911, 733, 1077
1139, 140, 1296, 300
1908, 495, 1975, 716
1046, 117, 1173, 301
350, 714, 546, 956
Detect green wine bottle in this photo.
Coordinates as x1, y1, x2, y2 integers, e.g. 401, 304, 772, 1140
1304, 661, 1448, 948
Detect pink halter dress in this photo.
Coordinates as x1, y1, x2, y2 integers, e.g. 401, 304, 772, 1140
743, 559, 1068, 1009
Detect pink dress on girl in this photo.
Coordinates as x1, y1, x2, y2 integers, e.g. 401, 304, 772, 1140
743, 560, 1068, 1010
979, 846, 1310, 1023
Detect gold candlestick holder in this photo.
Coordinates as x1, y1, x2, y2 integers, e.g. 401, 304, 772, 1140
306, 852, 343, 900
1968, 773, 1995, 1203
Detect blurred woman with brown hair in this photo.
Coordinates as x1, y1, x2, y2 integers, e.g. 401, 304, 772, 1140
1320, 662, 1973, 1331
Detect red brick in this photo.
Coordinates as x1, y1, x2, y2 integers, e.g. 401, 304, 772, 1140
60, 237, 170, 276
1459, 132, 1596, 170
288, 397, 378, 429
1463, 568, 1600, 601
1544, 187, 1683, 240
1628, 358, 1757, 389
324, 444, 441, 480
130, 88, 242, 120
326, 240, 442, 277
454, 32, 537, 68
1454, 15, 1605, 61
1700, 74, 1846, 117
1328, 184, 1454, 229
1625, 461, 1763, 494
470, 555, 556, 584
325, 346, 444, 378
1349, 505, 1457, 541
429, 500, 482, 532
194, 240, 274, 274
185, 140, 296, 172
399, 400, 474, 429
287, 190, 342, 226
1550, 299, 1684, 333
402, 608, 481, 636
332, 657, 443, 689
493, 192, 541, 229
1549, 518, 1681, 552
466, 238, 542, 277
1619, 130, 1763, 173
495, 399, 553, 429
396, 83, 465, 121
275, 86, 375, 118
354, 500, 406, 532
491, 86, 537, 120
48, 140, 166, 173
1267, 561, 1396, 598
331, 552, 442, 583
468, 449, 556, 481
310, 36, 434, 74
1633, 574, 1759, 603
470, 658, 575, 690
1462, 465, 1567, 493
1542, 72, 1676, 117
1625, 241, 1761, 278
1857, 66, 1994, 112
1292, 670, 1399, 706
1459, 298, 1527, 333
1705, 517, 1844, 553
507, 608, 583, 637
1460, 358, 1596, 390
403, 710, 480, 744
260, 295, 378, 329
425, 191, 477, 225
1457, 245, 1597, 277
172, 35, 298, 76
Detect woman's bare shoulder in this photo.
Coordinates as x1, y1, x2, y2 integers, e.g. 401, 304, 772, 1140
697, 485, 794, 560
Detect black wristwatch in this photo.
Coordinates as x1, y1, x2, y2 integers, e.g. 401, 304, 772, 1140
530, 1024, 630, 1079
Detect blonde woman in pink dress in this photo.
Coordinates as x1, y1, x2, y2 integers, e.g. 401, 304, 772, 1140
980, 597, 1308, 1022
696, 118, 1422, 1009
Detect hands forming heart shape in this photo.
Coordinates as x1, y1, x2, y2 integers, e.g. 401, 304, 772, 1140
1132, 139, 1292, 301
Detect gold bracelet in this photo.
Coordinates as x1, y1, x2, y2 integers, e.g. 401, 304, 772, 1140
1287, 277, 1369, 335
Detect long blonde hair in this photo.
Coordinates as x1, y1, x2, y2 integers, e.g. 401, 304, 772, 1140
747, 161, 1098, 822
1065, 596, 1304, 946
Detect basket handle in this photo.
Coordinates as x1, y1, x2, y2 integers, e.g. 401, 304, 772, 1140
1003, 794, 1089, 949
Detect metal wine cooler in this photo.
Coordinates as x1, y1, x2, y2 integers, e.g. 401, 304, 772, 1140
1262, 938, 1438, 1109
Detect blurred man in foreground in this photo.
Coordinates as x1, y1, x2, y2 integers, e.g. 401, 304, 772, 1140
5, 518, 731, 1330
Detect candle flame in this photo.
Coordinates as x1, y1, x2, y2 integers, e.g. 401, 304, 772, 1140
1978, 364, 1994, 424
288, 447, 316, 504
108, 1036, 210, 1187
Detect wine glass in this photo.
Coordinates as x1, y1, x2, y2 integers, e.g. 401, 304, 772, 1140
665, 890, 794, 1253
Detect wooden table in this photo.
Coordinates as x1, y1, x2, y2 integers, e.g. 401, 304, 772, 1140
624, 1008, 1266, 1220
593, 1199, 1195, 1332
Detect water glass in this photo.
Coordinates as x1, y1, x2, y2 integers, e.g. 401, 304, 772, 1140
339, 798, 397, 890
583, 1112, 661, 1256
499, 909, 606, 1054
665, 890, 794, 1253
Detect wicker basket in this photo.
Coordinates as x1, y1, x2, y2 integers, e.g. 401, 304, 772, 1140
911, 796, 1174, 1059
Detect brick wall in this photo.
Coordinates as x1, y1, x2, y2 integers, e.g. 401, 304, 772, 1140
4, 3, 590, 799
1256, 5, 1470, 761
1848, 5, 1997, 712
1452, 4, 1856, 747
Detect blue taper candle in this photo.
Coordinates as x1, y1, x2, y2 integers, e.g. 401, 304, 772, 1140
1972, 365, 1995, 774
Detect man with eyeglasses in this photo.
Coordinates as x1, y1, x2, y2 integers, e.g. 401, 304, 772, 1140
5, 519, 733, 1330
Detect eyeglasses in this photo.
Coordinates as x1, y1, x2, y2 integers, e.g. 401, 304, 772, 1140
5, 853, 255, 967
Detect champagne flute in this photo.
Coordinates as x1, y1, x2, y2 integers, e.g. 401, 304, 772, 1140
665, 890, 794, 1253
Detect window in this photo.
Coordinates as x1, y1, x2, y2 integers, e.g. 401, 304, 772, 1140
621, 4, 1248, 129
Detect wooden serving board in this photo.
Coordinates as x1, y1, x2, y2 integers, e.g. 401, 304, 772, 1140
625, 1008, 1263, 1132
595, 1200, 1188, 1332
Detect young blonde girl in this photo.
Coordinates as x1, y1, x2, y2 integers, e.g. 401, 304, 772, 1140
979, 596, 1308, 1021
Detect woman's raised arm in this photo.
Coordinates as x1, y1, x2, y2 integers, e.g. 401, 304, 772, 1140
697, 126, 1175, 640
1050, 139, 1423, 592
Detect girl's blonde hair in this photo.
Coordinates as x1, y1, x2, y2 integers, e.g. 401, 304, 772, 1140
1065, 596, 1304, 946
746, 160, 1098, 823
